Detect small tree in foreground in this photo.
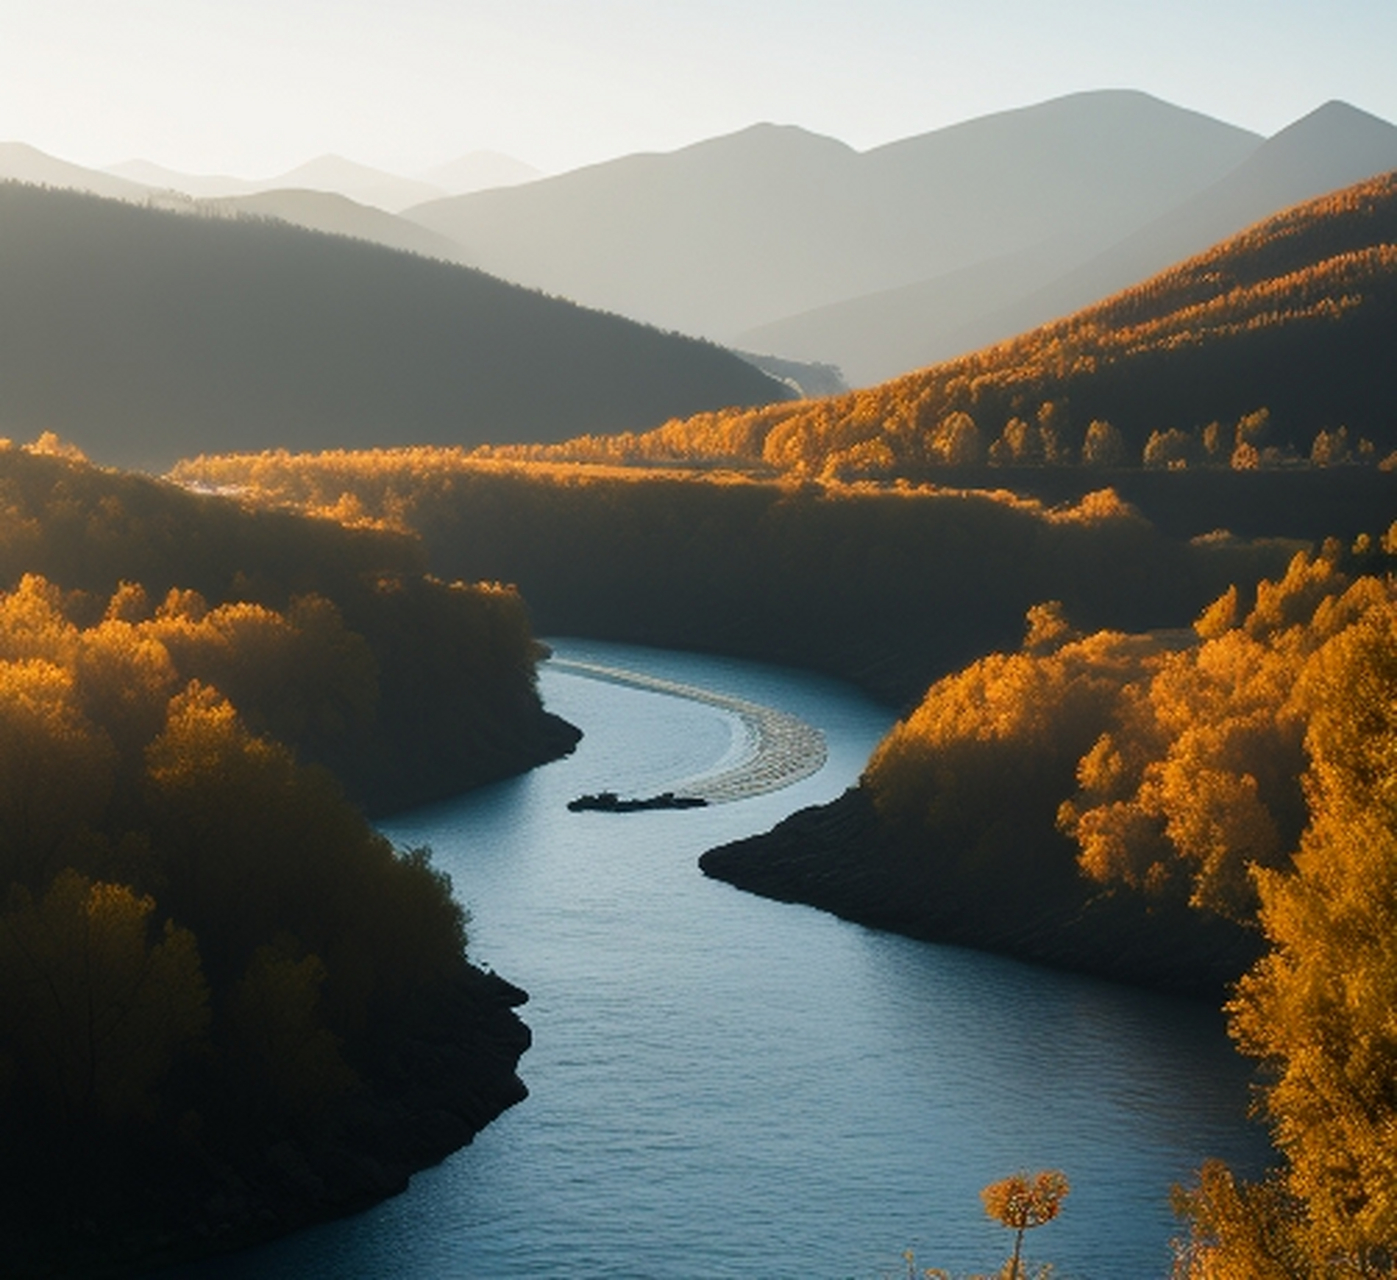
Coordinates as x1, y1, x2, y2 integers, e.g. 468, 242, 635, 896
981, 1170, 1070, 1279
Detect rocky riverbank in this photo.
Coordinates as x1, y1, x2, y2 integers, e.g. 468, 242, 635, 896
700, 788, 1264, 999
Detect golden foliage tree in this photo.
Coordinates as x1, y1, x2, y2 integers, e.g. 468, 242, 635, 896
0, 869, 208, 1123
981, 1170, 1070, 1280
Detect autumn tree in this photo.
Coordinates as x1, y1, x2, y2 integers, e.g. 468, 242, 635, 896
1221, 607, 1397, 1271
981, 1170, 1070, 1280
0, 870, 208, 1124
1080, 419, 1125, 467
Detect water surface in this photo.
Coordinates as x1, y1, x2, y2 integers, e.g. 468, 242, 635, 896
193, 640, 1272, 1279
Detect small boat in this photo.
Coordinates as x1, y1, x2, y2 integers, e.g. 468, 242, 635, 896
567, 790, 708, 813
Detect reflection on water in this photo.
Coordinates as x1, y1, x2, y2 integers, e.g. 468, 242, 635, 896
185, 640, 1272, 1280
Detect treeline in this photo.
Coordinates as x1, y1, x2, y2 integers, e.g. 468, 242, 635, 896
0, 441, 574, 1272
170, 450, 1298, 704
3, 441, 576, 813
704, 544, 1397, 1272
0, 181, 785, 470
489, 171, 1397, 481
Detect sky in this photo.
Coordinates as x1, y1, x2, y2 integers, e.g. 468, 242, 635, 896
1, 0, 1394, 180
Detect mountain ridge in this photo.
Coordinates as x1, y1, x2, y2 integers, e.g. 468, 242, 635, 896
403, 90, 1262, 340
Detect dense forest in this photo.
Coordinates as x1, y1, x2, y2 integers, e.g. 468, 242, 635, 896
703, 546, 1397, 1273
0, 440, 576, 1274
170, 450, 1300, 704
491, 170, 1397, 481
0, 182, 785, 470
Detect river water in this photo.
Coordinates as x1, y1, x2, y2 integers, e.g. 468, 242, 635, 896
191, 639, 1272, 1279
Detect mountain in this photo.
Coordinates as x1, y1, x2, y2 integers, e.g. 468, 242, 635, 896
421, 151, 542, 194
202, 188, 470, 262
0, 182, 787, 470
944, 100, 1397, 360
402, 92, 1261, 341
109, 153, 450, 212
740, 100, 1397, 384
736, 232, 1097, 386
512, 169, 1397, 474
107, 157, 258, 198
264, 155, 447, 211
0, 142, 151, 200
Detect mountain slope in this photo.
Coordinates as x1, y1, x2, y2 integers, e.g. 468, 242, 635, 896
740, 101, 1397, 384
0, 183, 786, 469
511, 169, 1397, 474
0, 141, 151, 200
265, 154, 447, 211
203, 188, 469, 262
947, 99, 1397, 358
404, 92, 1260, 341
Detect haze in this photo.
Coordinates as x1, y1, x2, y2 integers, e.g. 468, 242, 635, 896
2, 0, 1394, 179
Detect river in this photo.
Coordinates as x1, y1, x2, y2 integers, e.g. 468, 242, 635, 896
189, 639, 1272, 1279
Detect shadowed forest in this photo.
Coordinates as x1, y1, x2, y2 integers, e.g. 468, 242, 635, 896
0, 182, 785, 470
0, 441, 576, 1274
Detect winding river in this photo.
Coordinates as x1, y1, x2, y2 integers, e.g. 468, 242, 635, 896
191, 639, 1272, 1279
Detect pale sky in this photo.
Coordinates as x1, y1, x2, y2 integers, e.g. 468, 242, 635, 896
1, 0, 1393, 179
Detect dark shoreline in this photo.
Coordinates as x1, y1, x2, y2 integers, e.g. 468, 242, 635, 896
700, 787, 1264, 1001
8, 966, 532, 1280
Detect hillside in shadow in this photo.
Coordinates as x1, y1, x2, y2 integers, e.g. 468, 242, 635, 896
0, 183, 785, 470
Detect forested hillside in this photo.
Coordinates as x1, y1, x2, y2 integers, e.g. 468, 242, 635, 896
704, 545, 1397, 1273
504, 170, 1397, 480
0, 439, 581, 1273
0, 183, 785, 470
171, 450, 1297, 704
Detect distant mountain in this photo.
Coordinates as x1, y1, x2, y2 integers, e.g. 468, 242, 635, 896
420, 151, 542, 194
108, 153, 453, 212
741, 100, 1397, 385
202, 189, 470, 262
515, 169, 1397, 473
736, 233, 1096, 387
402, 92, 1261, 341
0, 183, 787, 470
945, 100, 1397, 360
263, 155, 447, 212
107, 158, 258, 198
0, 142, 151, 200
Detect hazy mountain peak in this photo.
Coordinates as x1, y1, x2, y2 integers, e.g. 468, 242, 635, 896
1, 142, 151, 200
419, 151, 542, 194
1261, 98, 1397, 153
263, 155, 447, 212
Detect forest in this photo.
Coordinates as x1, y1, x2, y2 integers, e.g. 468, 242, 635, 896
487, 171, 1397, 483
166, 160, 1397, 1271
704, 545, 1397, 1274
0, 181, 784, 470
169, 450, 1300, 705
0, 440, 576, 1274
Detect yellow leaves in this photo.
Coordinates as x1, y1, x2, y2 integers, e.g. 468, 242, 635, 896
0, 657, 117, 885
145, 681, 285, 797
981, 1170, 1070, 1232
1194, 586, 1238, 640
0, 869, 208, 1122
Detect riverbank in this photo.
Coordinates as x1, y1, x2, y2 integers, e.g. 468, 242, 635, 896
9, 966, 531, 1279
700, 788, 1264, 999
